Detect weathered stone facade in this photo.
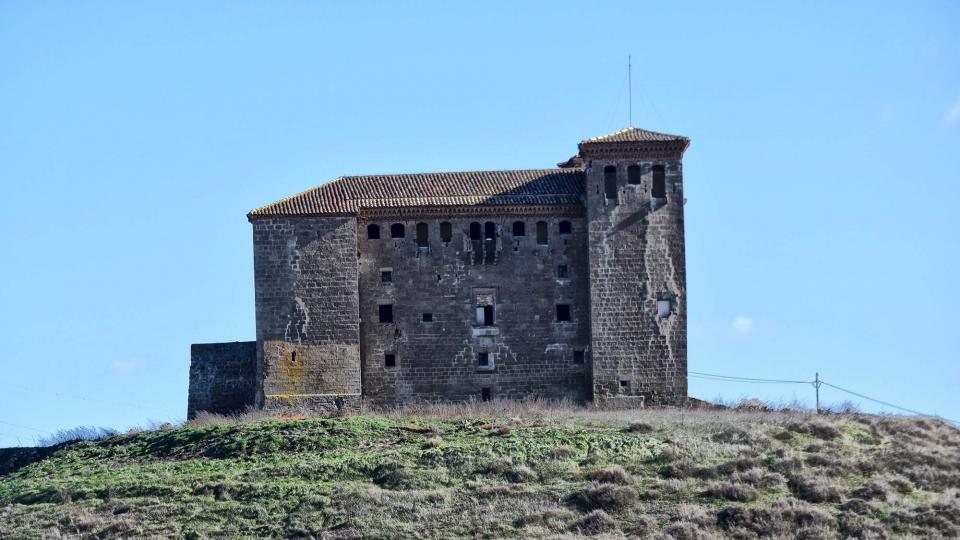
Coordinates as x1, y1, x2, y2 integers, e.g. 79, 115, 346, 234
187, 127, 690, 418
187, 342, 256, 418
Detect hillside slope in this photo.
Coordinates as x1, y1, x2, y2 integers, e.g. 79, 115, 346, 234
1, 406, 959, 539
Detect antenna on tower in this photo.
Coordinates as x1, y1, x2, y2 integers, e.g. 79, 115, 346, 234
628, 54, 633, 127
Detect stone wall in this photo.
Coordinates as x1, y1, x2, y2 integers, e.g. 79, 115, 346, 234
187, 341, 256, 418
357, 212, 591, 406
584, 159, 688, 406
251, 217, 362, 414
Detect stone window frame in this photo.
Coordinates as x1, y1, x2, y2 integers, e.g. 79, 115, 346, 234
474, 287, 497, 327
384, 352, 397, 368
476, 350, 495, 372
380, 268, 393, 284
557, 264, 569, 279
556, 303, 572, 322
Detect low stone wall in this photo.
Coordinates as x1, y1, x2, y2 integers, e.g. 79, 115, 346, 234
188, 341, 257, 419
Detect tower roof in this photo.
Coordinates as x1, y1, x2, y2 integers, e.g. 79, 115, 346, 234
581, 127, 689, 144
578, 127, 690, 158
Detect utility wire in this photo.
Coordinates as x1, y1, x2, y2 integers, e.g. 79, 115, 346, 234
689, 370, 810, 384
820, 381, 960, 424
689, 369, 958, 425
0, 419, 52, 434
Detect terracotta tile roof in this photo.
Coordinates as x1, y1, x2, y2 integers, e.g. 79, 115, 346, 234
248, 169, 586, 218
581, 127, 688, 144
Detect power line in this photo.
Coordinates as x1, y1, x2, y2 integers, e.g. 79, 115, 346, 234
689, 369, 958, 425
689, 370, 810, 384
820, 381, 959, 424
0, 419, 52, 434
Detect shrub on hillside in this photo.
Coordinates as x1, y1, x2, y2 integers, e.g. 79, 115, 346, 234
703, 481, 758, 502
570, 510, 619, 535
567, 482, 637, 512
586, 466, 632, 485
788, 473, 846, 503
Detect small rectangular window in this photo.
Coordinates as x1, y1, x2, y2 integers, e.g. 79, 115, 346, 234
620, 380, 630, 393
422, 313, 433, 322
557, 265, 569, 279
481, 387, 491, 402
381, 270, 392, 284
657, 300, 672, 318
573, 350, 585, 364
384, 353, 396, 367
378, 304, 393, 323
478, 352, 490, 367
556, 304, 571, 322
475, 290, 495, 326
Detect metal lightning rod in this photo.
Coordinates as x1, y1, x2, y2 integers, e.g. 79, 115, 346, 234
628, 54, 633, 127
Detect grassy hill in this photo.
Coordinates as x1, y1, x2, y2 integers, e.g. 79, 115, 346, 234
1, 403, 958, 539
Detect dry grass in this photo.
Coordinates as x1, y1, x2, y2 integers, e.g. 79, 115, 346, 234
3, 399, 959, 538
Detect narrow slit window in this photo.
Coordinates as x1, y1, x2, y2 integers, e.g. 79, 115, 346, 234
627, 164, 642, 185
378, 304, 393, 323
384, 353, 396, 367
290, 351, 297, 364
652, 165, 666, 198
512, 221, 525, 236
391, 223, 405, 238
556, 304, 571, 322
367, 224, 380, 240
536, 221, 548, 245
558, 221, 572, 236
604, 165, 618, 200
481, 387, 491, 401
440, 222, 452, 243
416, 222, 429, 248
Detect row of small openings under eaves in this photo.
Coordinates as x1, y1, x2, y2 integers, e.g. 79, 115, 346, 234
378, 263, 572, 287
603, 164, 676, 201
379, 349, 586, 369
365, 220, 574, 247
374, 303, 578, 324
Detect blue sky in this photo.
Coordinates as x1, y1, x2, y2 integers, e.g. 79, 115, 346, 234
1, 1, 958, 445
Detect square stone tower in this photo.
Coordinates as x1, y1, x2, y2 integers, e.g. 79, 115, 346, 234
580, 128, 690, 407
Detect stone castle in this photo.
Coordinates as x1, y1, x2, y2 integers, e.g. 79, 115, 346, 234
188, 127, 690, 417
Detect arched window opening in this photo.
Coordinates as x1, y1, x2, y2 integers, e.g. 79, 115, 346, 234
484, 222, 496, 240
558, 221, 572, 236
536, 221, 548, 245
512, 221, 525, 236
416, 222, 429, 248
367, 224, 380, 240
604, 165, 618, 201
627, 164, 642, 185
390, 223, 405, 239
469, 222, 482, 240
440, 222, 452, 243
652, 165, 666, 198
